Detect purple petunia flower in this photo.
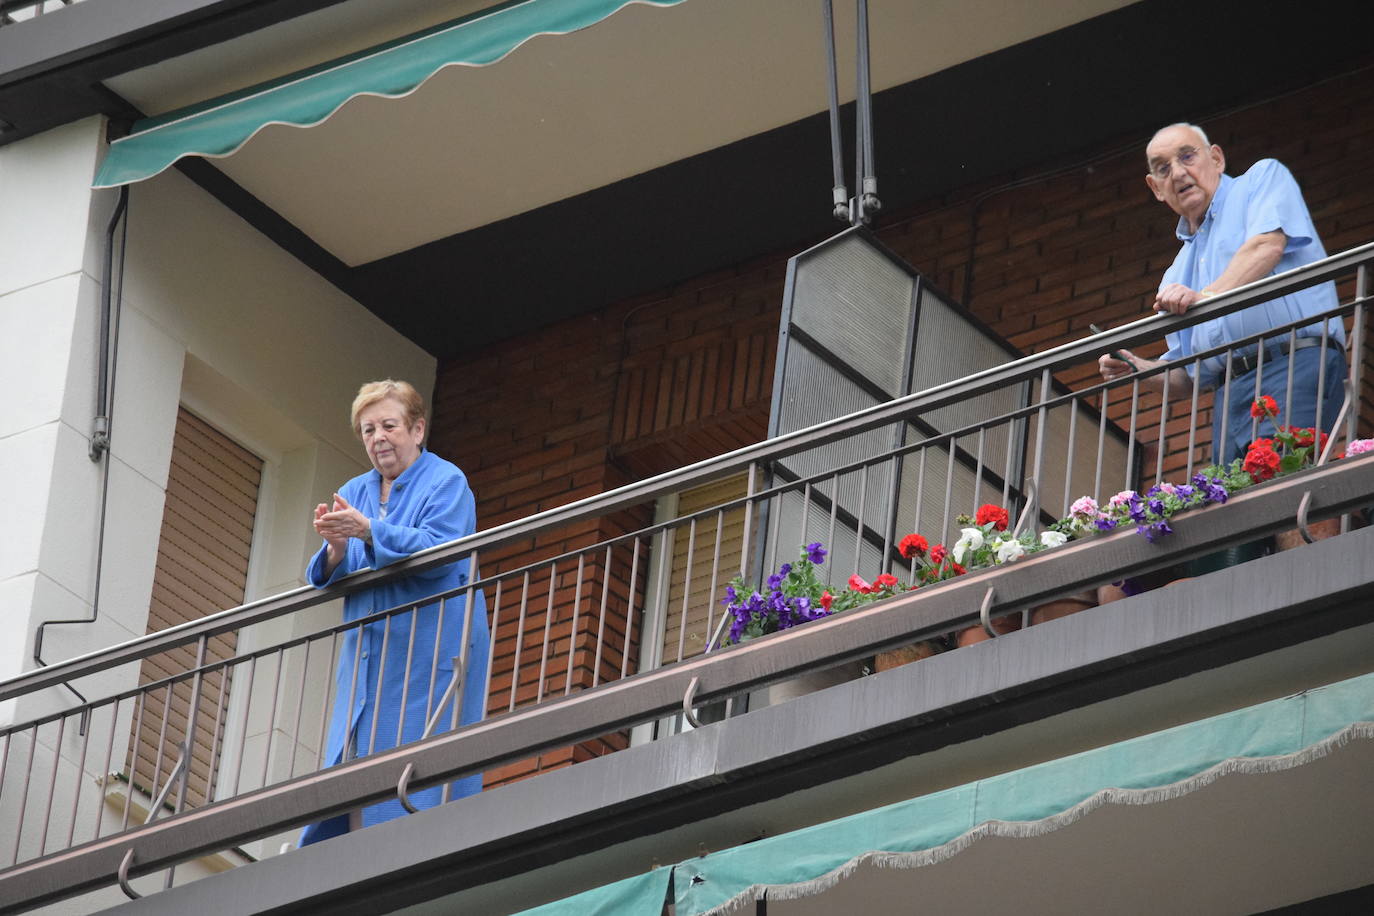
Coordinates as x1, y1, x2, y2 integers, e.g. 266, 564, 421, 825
806, 542, 827, 564
1095, 516, 1119, 531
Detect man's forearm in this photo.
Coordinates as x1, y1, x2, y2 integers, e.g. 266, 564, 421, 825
1121, 354, 1194, 399
1201, 230, 1286, 295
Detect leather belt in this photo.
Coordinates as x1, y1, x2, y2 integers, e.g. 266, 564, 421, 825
1229, 336, 1325, 376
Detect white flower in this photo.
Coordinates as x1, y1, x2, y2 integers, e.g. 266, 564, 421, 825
994, 537, 1025, 564
952, 527, 983, 564
1039, 530, 1068, 548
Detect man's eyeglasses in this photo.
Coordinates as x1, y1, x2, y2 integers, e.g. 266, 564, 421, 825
1149, 147, 1203, 180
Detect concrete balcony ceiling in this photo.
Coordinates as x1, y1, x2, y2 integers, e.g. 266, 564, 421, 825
100, 0, 1134, 268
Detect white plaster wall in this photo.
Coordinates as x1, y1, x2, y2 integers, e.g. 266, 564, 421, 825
2, 115, 438, 895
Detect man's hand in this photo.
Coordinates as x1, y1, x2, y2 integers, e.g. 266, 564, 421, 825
1098, 349, 1142, 383
1153, 283, 1207, 316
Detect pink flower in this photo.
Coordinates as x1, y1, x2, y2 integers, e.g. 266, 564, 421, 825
1069, 496, 1099, 517
848, 574, 873, 594
1346, 438, 1374, 457
1109, 490, 1137, 507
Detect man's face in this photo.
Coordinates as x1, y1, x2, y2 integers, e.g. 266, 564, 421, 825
1144, 126, 1225, 230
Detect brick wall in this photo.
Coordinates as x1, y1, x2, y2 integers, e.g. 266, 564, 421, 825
429, 65, 1374, 785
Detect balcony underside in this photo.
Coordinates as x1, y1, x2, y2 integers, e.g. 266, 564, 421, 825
94, 524, 1374, 916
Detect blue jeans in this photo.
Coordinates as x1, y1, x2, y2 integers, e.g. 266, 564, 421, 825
1212, 344, 1347, 463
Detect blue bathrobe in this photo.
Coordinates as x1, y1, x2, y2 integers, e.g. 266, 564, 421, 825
299, 449, 489, 845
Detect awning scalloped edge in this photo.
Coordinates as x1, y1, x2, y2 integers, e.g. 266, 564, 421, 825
695, 719, 1374, 916
92, 0, 684, 189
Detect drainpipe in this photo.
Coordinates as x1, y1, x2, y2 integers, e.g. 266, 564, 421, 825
32, 185, 129, 726
89, 185, 128, 461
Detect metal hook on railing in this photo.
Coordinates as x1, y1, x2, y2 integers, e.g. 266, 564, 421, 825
144, 742, 188, 825
117, 848, 141, 900
1012, 479, 1038, 539
1295, 491, 1316, 545
397, 762, 419, 814
979, 586, 999, 639
683, 676, 704, 729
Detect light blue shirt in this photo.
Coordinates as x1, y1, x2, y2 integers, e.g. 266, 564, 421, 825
1160, 159, 1344, 384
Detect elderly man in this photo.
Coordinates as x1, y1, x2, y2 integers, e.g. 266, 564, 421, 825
1099, 123, 1346, 461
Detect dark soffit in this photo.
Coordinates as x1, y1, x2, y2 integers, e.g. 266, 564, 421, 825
335, 0, 1374, 359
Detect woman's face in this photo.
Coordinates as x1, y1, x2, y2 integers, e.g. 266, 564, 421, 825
357, 397, 425, 480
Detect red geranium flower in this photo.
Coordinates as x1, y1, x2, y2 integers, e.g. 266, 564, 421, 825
975, 504, 1009, 531
874, 573, 899, 589
951, 563, 968, 576
848, 574, 873, 594
898, 533, 928, 559
1243, 444, 1281, 481
1247, 437, 1275, 453
1251, 395, 1278, 419
929, 544, 948, 564
1288, 426, 1317, 448
820, 591, 833, 611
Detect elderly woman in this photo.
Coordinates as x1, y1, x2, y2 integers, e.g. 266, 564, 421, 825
299, 379, 489, 846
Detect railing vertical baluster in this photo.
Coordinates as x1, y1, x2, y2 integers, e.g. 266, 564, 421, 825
566, 553, 587, 693
880, 454, 900, 572
1316, 325, 1331, 451
1125, 379, 1141, 491
483, 575, 500, 714
12, 722, 38, 864
1095, 386, 1108, 502
1156, 369, 1170, 486
765, 490, 783, 578
165, 635, 209, 888
852, 466, 869, 577
1218, 353, 1234, 463
395, 607, 420, 748
1283, 328, 1298, 431
64, 704, 94, 850
1063, 401, 1078, 517
591, 549, 610, 687
205, 664, 230, 798
536, 562, 557, 705
146, 683, 175, 820
1346, 266, 1367, 534
1001, 422, 1015, 511
94, 697, 122, 842
510, 574, 530, 713
943, 440, 958, 544
704, 509, 726, 659
824, 473, 839, 588
909, 448, 927, 585
231, 656, 257, 792
971, 428, 985, 513
289, 641, 312, 776
674, 520, 695, 665
260, 648, 286, 788
37, 715, 66, 856
424, 599, 447, 730
1186, 357, 1202, 479
1027, 368, 1051, 527
316, 636, 341, 770
121, 691, 146, 831
621, 538, 642, 679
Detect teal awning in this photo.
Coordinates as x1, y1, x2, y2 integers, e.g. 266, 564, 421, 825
514, 670, 1374, 916
92, 0, 686, 189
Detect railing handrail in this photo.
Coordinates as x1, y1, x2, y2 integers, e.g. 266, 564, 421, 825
3, 239, 1371, 703
6, 456, 1374, 906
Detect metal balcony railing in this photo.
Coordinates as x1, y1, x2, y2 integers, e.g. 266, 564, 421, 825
0, 241, 1370, 912
0, 0, 80, 28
